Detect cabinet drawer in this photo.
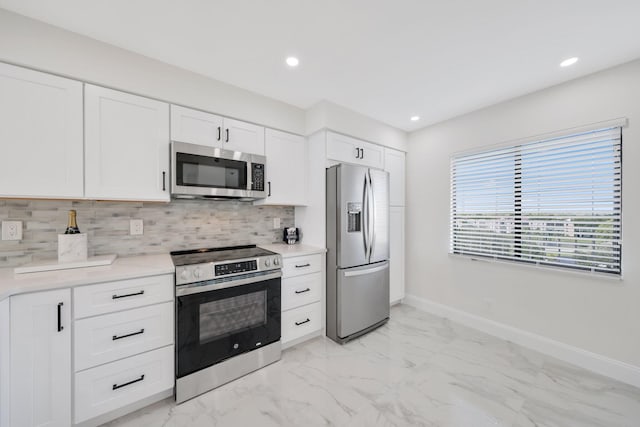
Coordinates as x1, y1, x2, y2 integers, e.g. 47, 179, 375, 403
281, 272, 321, 311
282, 302, 322, 344
282, 254, 322, 278
74, 274, 173, 319
75, 345, 174, 423
75, 302, 174, 371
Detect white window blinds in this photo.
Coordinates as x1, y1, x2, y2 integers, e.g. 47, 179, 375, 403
450, 126, 622, 275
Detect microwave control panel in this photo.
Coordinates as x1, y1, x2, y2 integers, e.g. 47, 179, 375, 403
252, 164, 265, 191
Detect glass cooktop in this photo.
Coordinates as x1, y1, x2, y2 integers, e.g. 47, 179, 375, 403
170, 245, 277, 266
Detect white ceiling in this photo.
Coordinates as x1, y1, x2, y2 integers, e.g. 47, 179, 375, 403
1, 0, 640, 131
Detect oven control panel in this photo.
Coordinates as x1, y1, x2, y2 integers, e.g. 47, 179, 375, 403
175, 254, 283, 286
215, 260, 257, 277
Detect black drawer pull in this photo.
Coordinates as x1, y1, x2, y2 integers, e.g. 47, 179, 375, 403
57, 302, 64, 332
112, 328, 145, 341
295, 263, 311, 268
113, 374, 145, 390
295, 318, 311, 326
295, 288, 311, 294
112, 290, 145, 300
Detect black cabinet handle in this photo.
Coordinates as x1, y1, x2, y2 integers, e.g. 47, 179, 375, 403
112, 328, 145, 341
113, 374, 145, 390
361, 148, 364, 159
268, 181, 271, 197
217, 126, 221, 141
162, 171, 166, 191
295, 288, 311, 294
355, 148, 359, 159
295, 263, 311, 268
225, 128, 229, 142
295, 318, 311, 326
112, 290, 145, 300
57, 302, 64, 332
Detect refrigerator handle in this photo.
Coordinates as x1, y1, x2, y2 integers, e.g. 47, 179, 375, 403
344, 262, 389, 277
368, 170, 376, 259
362, 174, 370, 260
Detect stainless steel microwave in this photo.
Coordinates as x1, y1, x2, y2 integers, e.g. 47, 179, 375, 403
171, 141, 266, 200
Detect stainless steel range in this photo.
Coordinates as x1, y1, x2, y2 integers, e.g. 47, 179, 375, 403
171, 245, 282, 403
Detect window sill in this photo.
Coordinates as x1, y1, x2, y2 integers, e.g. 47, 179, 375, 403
448, 252, 624, 282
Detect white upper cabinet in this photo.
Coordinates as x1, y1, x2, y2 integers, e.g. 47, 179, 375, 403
85, 85, 170, 202
10, 289, 71, 427
170, 105, 265, 155
326, 131, 384, 169
384, 148, 406, 206
223, 118, 265, 155
0, 62, 83, 199
170, 105, 223, 146
255, 129, 307, 206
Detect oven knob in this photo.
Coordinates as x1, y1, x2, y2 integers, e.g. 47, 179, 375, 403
273, 257, 280, 266
233, 343, 239, 349
194, 268, 201, 279
180, 270, 190, 281
264, 259, 271, 267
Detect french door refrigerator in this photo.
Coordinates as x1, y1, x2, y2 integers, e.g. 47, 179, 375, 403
326, 163, 390, 344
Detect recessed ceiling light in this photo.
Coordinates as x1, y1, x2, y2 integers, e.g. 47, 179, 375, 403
560, 57, 579, 67
410, 116, 420, 122
286, 57, 299, 67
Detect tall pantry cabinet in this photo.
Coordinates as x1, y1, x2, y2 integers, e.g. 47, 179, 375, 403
384, 148, 406, 304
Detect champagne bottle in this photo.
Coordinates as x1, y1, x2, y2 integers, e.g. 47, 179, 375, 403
64, 210, 81, 234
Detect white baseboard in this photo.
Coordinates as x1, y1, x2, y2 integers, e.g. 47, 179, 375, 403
403, 294, 640, 389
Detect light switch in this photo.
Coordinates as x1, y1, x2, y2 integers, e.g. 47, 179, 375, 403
273, 218, 281, 229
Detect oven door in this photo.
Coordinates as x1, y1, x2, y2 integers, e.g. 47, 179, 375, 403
176, 271, 281, 379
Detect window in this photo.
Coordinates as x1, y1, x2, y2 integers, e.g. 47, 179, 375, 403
450, 126, 622, 275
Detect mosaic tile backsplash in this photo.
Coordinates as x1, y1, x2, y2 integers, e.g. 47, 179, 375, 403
0, 199, 294, 268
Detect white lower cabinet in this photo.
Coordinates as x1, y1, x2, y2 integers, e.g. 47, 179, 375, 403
74, 274, 174, 319
282, 302, 322, 344
280, 253, 324, 346
281, 272, 322, 311
282, 254, 322, 278
0, 274, 174, 427
9, 289, 72, 427
74, 302, 174, 371
75, 345, 174, 424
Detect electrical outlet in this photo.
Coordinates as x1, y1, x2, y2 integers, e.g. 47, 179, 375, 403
273, 218, 281, 229
130, 219, 144, 236
2, 221, 23, 241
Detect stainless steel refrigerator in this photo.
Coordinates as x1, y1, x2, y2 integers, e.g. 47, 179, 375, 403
326, 163, 390, 344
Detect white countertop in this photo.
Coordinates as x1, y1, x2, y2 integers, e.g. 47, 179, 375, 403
259, 243, 326, 258
0, 254, 174, 301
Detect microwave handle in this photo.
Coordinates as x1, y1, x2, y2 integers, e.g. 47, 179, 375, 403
247, 162, 253, 191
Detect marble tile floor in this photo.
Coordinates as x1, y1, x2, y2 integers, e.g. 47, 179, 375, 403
105, 305, 640, 427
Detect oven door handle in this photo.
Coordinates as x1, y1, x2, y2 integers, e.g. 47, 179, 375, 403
176, 270, 282, 296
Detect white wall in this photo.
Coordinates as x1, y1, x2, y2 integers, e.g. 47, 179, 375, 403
306, 100, 407, 151
0, 9, 305, 135
406, 59, 640, 368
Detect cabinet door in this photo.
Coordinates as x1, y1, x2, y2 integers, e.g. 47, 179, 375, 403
384, 148, 406, 206
10, 289, 71, 427
85, 85, 170, 201
0, 63, 83, 199
222, 118, 265, 155
255, 129, 307, 206
389, 206, 405, 303
326, 132, 384, 169
170, 105, 224, 147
